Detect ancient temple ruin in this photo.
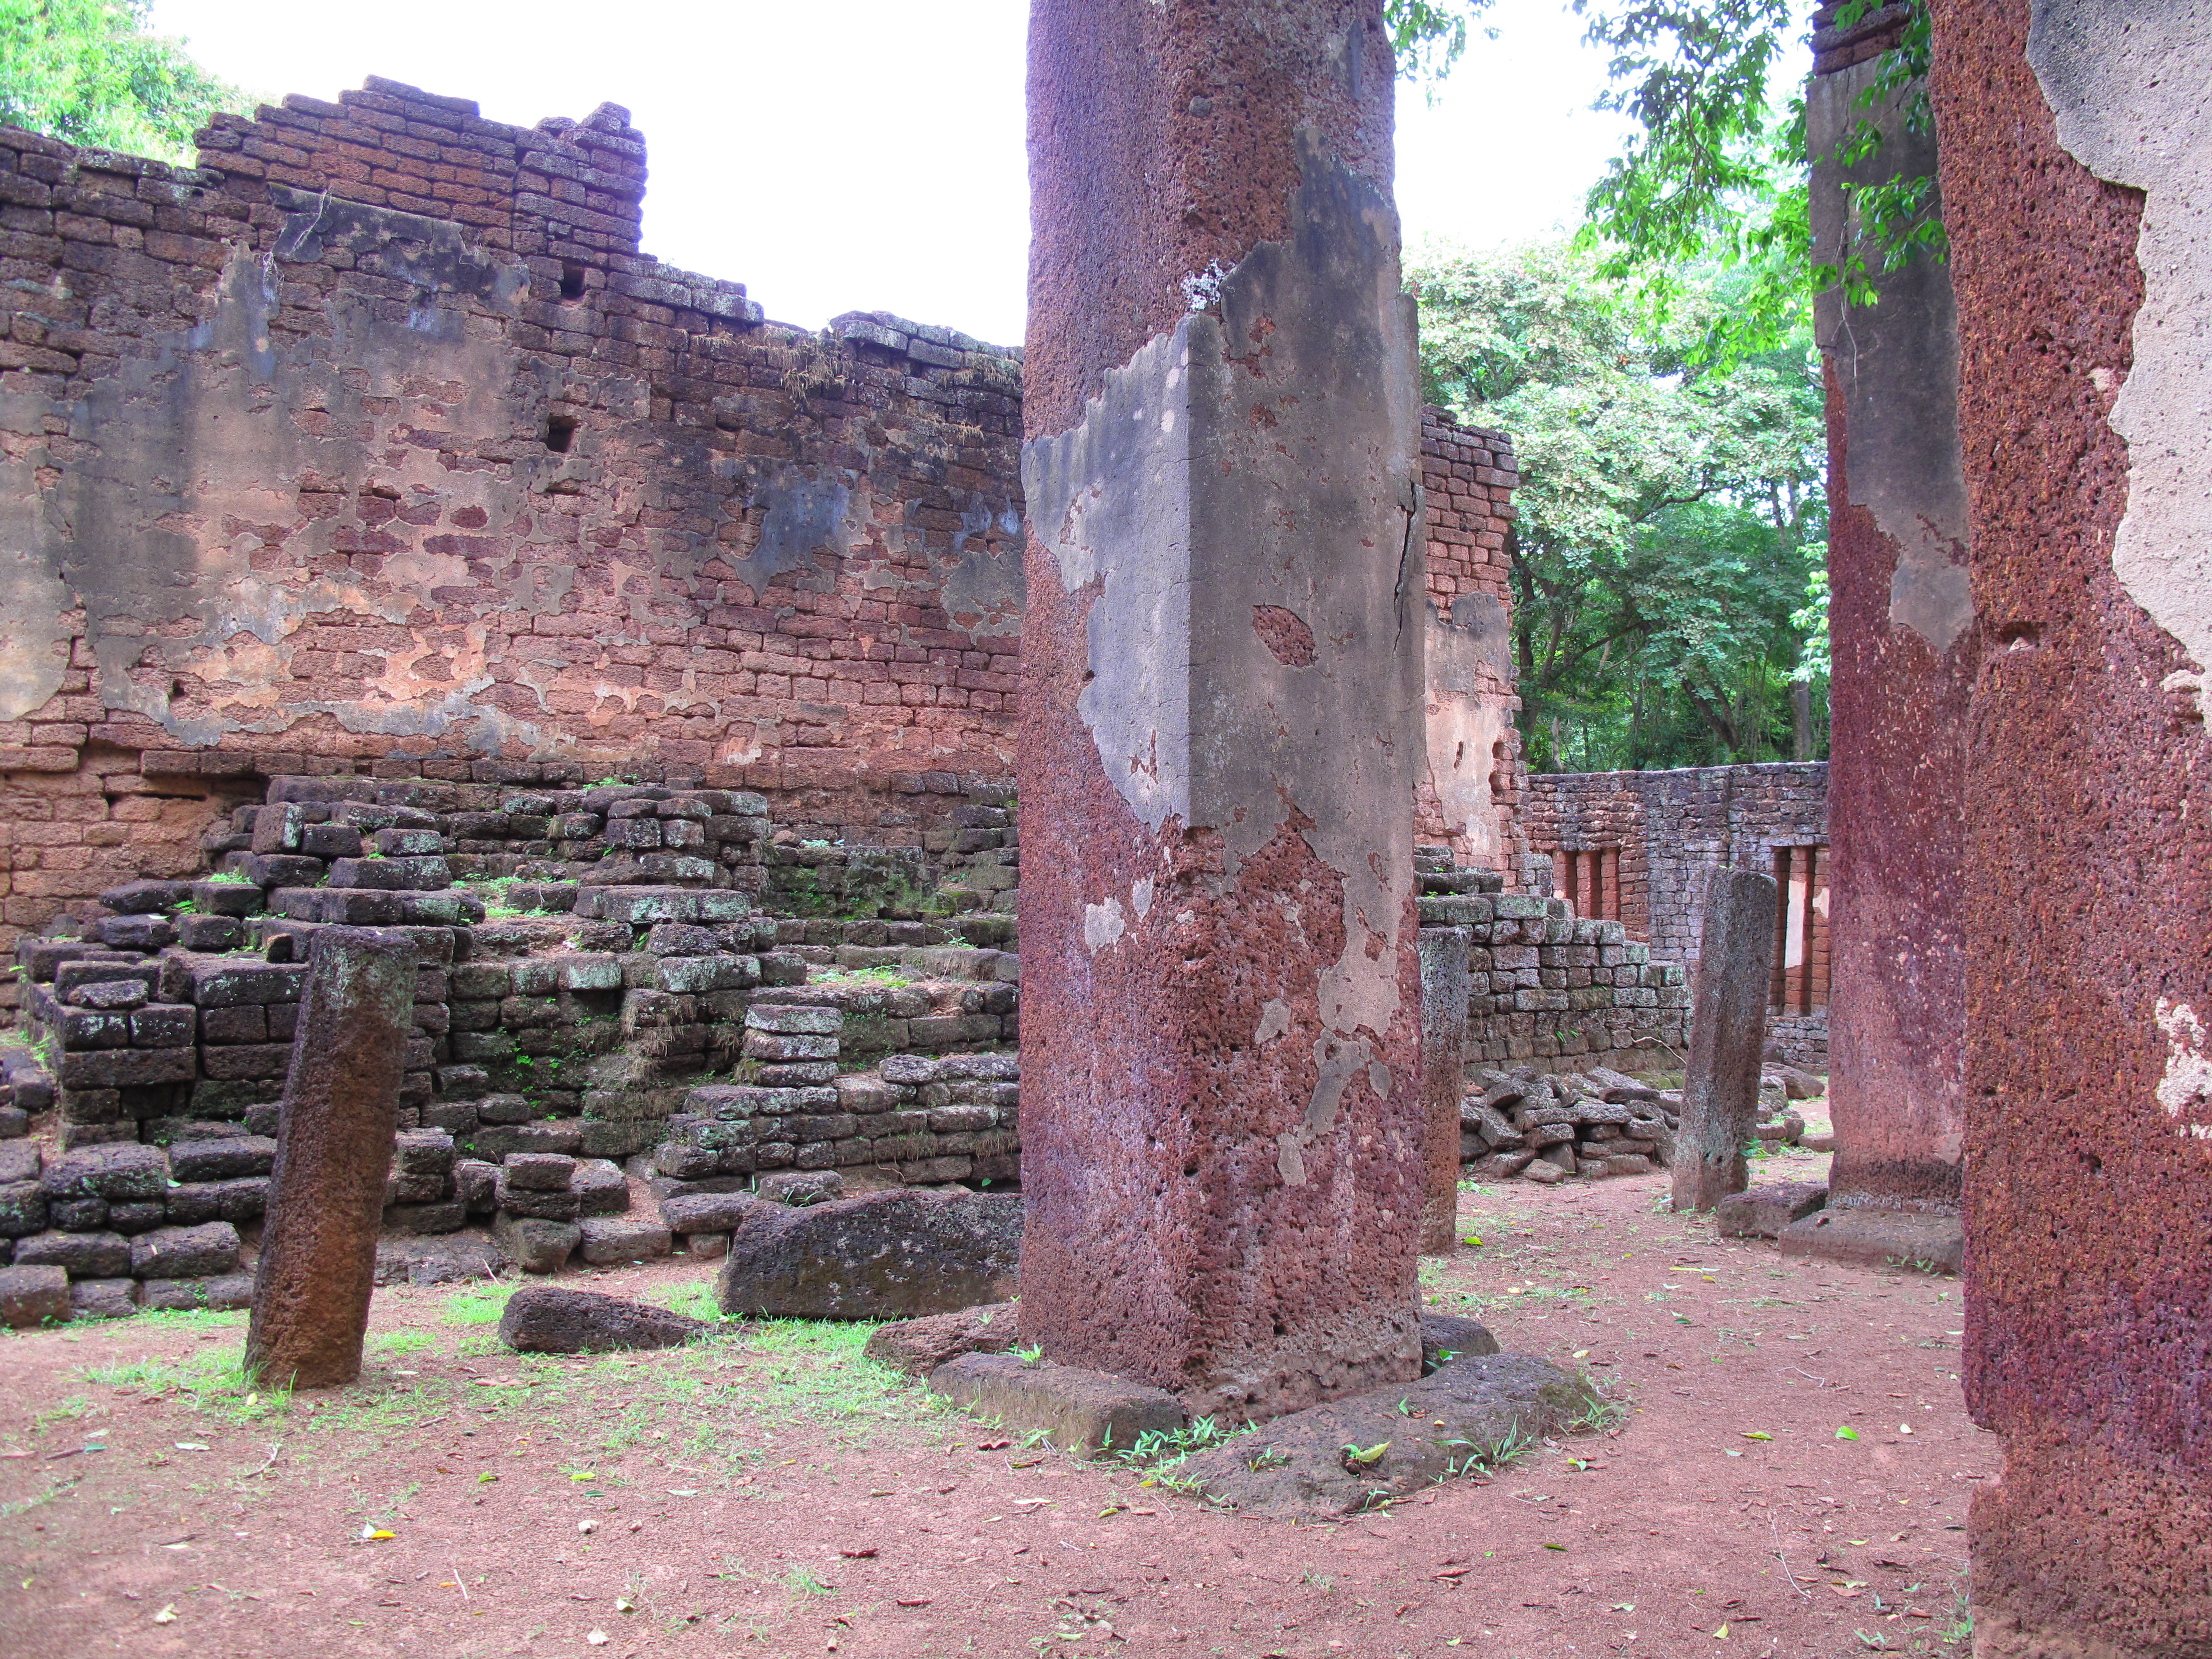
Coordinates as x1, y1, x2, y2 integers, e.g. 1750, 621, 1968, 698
0, 2, 2203, 1654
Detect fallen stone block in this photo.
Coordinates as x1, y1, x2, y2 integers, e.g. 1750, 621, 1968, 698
659, 1191, 766, 1235
929, 1351, 1185, 1457
0, 1263, 70, 1327
498, 1286, 704, 1354
373, 1235, 502, 1287
1779, 1207, 1962, 1275
864, 1302, 1019, 1377
577, 1215, 672, 1265
572, 1159, 630, 1218
1177, 1352, 1596, 1518
1717, 1181, 1829, 1240
755, 1170, 844, 1207
139, 1274, 255, 1313
1419, 1312, 1500, 1373
715, 1189, 1020, 1319
130, 1222, 241, 1279
493, 1214, 580, 1274
70, 1277, 140, 1319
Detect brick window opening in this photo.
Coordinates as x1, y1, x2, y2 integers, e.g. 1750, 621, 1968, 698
1771, 845, 1832, 1013
544, 414, 578, 453
1554, 846, 1621, 923
559, 262, 586, 301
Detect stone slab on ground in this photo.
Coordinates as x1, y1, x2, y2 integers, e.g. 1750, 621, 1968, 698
493, 1214, 581, 1275
864, 1302, 1019, 1378
1175, 1351, 1597, 1518
578, 1215, 672, 1265
1419, 1313, 1500, 1373
70, 1277, 140, 1319
1779, 1207, 1962, 1275
659, 1191, 766, 1235
1717, 1182, 1829, 1240
140, 1274, 255, 1313
715, 1189, 1020, 1319
0, 1263, 70, 1327
498, 1286, 704, 1354
929, 1351, 1186, 1457
373, 1234, 504, 1287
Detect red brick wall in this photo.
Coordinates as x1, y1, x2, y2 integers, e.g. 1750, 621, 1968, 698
1417, 409, 1537, 888
0, 80, 1025, 949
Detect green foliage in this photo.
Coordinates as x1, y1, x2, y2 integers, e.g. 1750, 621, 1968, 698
1572, 1, 1940, 369
1384, 0, 1496, 85
0, 0, 245, 165
1412, 238, 1827, 772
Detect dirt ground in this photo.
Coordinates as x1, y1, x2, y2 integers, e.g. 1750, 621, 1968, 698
0, 1143, 1991, 1659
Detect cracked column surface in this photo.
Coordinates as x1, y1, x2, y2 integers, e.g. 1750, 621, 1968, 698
1808, 4, 1972, 1241
1017, 0, 1427, 1421
246, 927, 418, 1389
1927, 0, 2212, 1649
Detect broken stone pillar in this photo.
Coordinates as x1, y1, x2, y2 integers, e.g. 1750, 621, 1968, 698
1803, 1, 1971, 1270
1417, 925, 1470, 1254
1927, 1, 2212, 1647
1019, 0, 1427, 1420
1671, 868, 1777, 1212
245, 927, 417, 1389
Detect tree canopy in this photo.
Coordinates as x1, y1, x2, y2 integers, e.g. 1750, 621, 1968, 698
0, 0, 243, 165
1572, 0, 1939, 369
1411, 239, 1828, 772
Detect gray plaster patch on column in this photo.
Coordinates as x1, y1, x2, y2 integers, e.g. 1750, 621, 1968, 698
1023, 127, 1425, 1056
1021, 327, 1197, 838
1809, 62, 1974, 653
2029, 0, 2212, 710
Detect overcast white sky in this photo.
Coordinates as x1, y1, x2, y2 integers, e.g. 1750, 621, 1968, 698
148, 2, 1804, 347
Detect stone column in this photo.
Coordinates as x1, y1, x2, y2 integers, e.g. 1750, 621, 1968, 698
1417, 925, 1470, 1254
245, 926, 417, 1389
1671, 867, 1777, 1212
1019, 0, 1428, 1421
1927, 1, 2212, 1648
1804, 2, 1972, 1269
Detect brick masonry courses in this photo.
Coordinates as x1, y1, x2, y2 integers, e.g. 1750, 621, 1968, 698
0, 84, 1518, 975
1522, 762, 1829, 1069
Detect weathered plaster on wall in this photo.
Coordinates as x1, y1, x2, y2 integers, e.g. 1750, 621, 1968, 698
1423, 593, 1511, 861
2029, 0, 2212, 711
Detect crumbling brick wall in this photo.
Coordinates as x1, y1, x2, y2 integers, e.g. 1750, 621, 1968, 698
1523, 762, 1831, 1066
0, 79, 1024, 954
0, 77, 1533, 961
1417, 412, 1539, 890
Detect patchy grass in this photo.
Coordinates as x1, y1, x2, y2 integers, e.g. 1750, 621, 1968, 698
440, 1285, 518, 1325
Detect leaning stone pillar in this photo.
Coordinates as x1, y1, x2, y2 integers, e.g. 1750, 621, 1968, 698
1672, 868, 1777, 1212
1925, 1, 2212, 1647
245, 927, 417, 1389
1417, 924, 1471, 1254
1019, 0, 1428, 1420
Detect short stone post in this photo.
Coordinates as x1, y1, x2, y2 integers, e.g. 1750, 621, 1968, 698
1418, 926, 1471, 1254
246, 926, 417, 1388
1671, 868, 1778, 1212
